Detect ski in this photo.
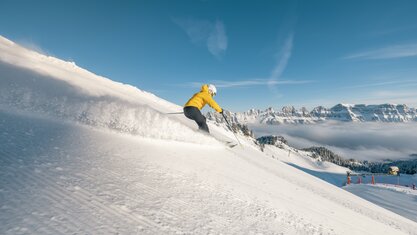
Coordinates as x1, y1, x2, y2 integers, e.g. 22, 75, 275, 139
224, 141, 238, 148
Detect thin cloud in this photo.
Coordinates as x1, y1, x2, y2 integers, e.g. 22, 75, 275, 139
344, 80, 417, 89
215, 79, 311, 88
344, 43, 417, 60
173, 18, 228, 57
270, 33, 294, 80
366, 90, 417, 106
183, 79, 312, 88
207, 21, 227, 57
181, 33, 304, 89
368, 25, 417, 38
267, 32, 295, 99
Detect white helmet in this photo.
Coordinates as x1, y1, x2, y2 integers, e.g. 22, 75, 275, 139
208, 84, 217, 96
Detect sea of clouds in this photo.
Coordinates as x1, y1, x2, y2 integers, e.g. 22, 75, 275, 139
250, 121, 417, 162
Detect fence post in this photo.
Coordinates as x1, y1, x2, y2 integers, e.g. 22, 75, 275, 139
347, 172, 351, 185
371, 175, 375, 185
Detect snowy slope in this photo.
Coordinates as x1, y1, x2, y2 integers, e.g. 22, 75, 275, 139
260, 142, 417, 222
261, 144, 350, 187
345, 184, 417, 223
0, 36, 220, 145
1, 35, 417, 234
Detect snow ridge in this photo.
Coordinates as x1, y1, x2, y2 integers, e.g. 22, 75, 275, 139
0, 36, 216, 145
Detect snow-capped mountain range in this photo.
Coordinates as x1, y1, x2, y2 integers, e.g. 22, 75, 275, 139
208, 104, 417, 125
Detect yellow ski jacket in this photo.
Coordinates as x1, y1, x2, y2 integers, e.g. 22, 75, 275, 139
184, 84, 222, 113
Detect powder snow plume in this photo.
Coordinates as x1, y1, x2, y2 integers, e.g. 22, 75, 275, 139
0, 36, 217, 145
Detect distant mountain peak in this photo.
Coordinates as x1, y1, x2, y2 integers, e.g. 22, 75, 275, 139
207, 103, 417, 125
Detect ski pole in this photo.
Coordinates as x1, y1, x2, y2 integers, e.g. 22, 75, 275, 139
165, 112, 184, 115
221, 112, 242, 147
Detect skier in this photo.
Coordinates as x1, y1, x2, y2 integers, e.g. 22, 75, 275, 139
184, 84, 222, 133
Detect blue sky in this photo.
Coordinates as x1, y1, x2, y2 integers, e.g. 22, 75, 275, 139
1, 0, 417, 112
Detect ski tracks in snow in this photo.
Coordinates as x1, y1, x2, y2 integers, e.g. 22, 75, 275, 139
0, 111, 330, 234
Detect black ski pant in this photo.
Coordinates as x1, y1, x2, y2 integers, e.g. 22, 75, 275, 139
183, 106, 209, 133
